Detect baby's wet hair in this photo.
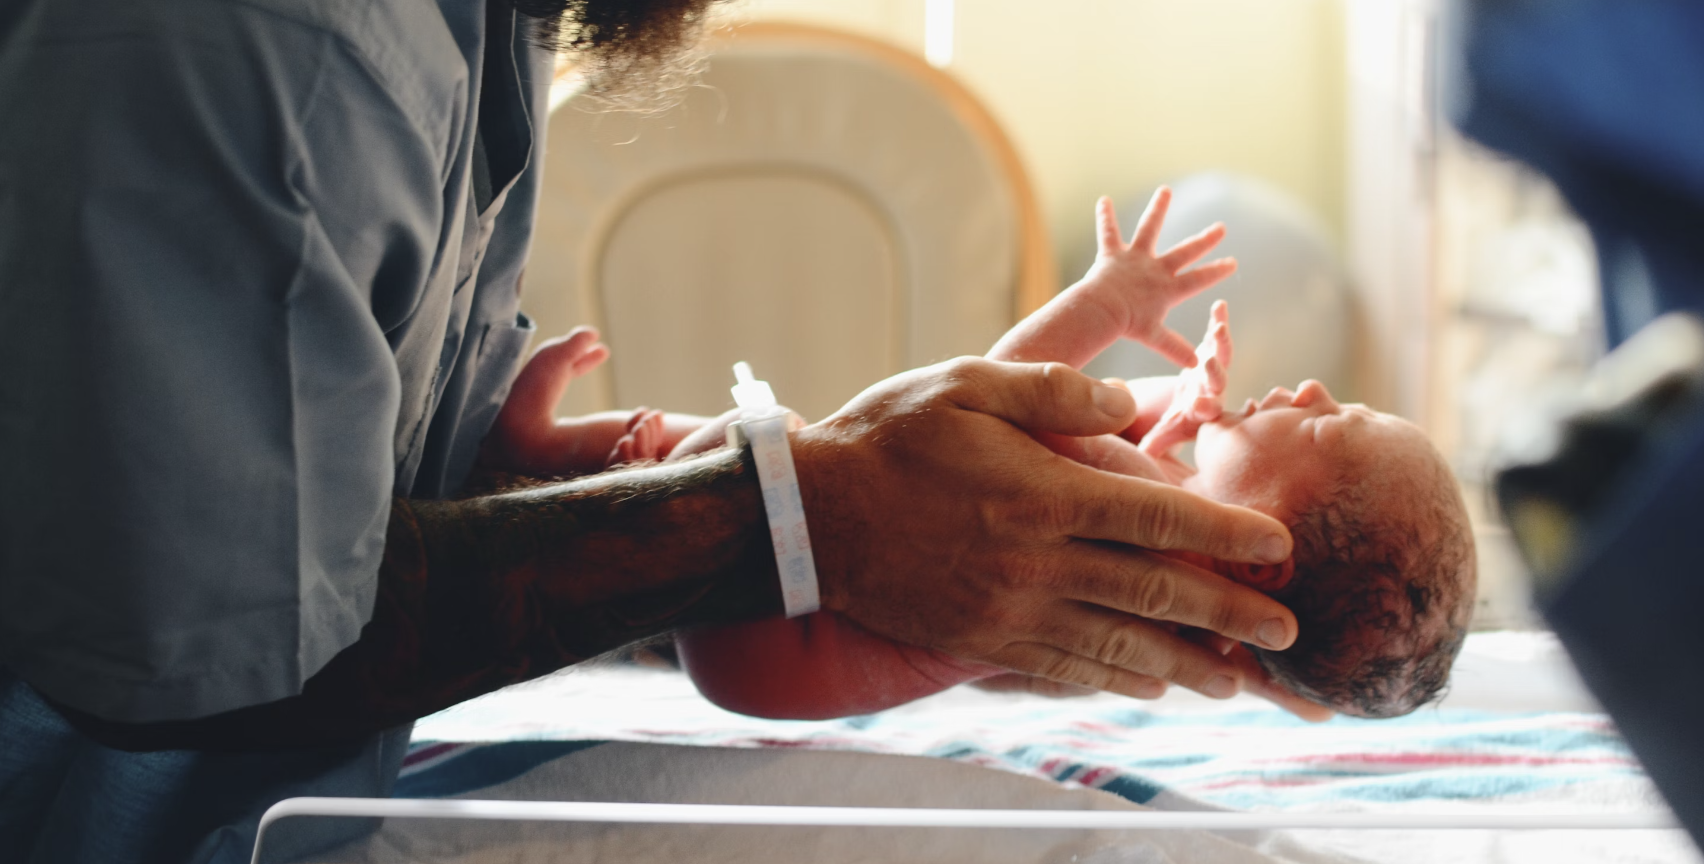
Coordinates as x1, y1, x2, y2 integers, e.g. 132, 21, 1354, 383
1252, 452, 1476, 718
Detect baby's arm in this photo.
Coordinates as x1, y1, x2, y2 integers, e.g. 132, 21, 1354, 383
988, 188, 1236, 370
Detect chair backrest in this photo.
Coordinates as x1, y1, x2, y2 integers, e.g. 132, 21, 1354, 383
526, 23, 1054, 422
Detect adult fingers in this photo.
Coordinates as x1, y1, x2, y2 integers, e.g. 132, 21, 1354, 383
1044, 537, 1296, 649
1232, 646, 1335, 722
1180, 627, 1239, 657
1157, 222, 1227, 272
1072, 434, 1170, 480
985, 642, 1170, 701
1130, 186, 1172, 253
1095, 196, 1124, 254
970, 673, 1100, 698
1145, 327, 1200, 369
1027, 602, 1249, 697
944, 358, 1135, 438
1062, 468, 1292, 566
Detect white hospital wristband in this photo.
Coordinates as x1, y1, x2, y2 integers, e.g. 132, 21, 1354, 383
725, 363, 821, 618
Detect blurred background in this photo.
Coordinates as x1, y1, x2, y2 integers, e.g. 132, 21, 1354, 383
524, 0, 1603, 634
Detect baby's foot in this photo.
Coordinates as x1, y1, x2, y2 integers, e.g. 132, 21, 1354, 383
607, 408, 666, 467
488, 326, 609, 456
478, 326, 623, 476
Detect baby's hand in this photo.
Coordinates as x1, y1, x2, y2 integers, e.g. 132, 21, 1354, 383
1138, 301, 1233, 457
1084, 187, 1237, 368
1179, 300, 1232, 421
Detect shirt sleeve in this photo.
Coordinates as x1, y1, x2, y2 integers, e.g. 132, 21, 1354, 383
0, 2, 461, 722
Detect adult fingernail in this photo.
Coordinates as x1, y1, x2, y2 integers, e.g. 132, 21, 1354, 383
1204, 676, 1236, 699
1257, 534, 1288, 563
1257, 619, 1290, 650
1094, 382, 1133, 417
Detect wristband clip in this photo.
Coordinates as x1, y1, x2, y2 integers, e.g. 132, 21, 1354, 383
727, 362, 820, 618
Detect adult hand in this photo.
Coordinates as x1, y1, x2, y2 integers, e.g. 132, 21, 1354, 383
793, 357, 1297, 700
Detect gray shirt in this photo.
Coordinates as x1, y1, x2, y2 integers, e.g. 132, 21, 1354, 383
0, 0, 548, 722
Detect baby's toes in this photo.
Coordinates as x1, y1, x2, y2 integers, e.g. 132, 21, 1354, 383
607, 408, 666, 467
634, 409, 666, 457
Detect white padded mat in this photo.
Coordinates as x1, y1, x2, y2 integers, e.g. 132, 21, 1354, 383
526, 38, 1020, 422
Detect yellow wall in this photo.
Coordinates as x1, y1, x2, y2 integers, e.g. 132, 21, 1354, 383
718, 0, 1346, 278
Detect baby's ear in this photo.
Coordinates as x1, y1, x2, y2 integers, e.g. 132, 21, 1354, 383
1226, 559, 1295, 594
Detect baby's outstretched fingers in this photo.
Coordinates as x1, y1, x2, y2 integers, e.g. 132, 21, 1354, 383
1130, 186, 1173, 254
1175, 258, 1238, 295
1194, 300, 1232, 375
1146, 326, 1201, 370
1158, 222, 1228, 273
1190, 392, 1223, 423
1094, 196, 1126, 255
1201, 356, 1227, 396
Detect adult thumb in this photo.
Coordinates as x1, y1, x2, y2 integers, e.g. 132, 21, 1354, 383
945, 358, 1135, 438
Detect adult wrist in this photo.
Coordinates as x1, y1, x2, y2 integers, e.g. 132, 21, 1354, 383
787, 425, 864, 616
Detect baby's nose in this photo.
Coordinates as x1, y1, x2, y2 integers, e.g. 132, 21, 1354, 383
1258, 386, 1296, 409
1293, 379, 1339, 411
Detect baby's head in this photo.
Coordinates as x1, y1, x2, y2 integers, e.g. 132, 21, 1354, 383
1191, 381, 1476, 718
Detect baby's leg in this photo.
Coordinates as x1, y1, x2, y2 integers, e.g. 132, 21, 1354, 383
483, 328, 706, 477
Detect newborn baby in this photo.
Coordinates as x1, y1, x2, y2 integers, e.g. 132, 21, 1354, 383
672, 188, 1477, 720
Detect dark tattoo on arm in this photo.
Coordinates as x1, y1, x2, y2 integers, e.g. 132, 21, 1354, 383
52, 447, 783, 751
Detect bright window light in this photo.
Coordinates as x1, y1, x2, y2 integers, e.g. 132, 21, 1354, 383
925, 0, 954, 68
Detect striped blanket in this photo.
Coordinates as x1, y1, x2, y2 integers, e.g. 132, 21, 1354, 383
404, 633, 1656, 814
365, 632, 1698, 864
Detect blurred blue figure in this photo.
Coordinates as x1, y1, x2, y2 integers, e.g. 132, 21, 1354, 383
1457, 0, 1704, 847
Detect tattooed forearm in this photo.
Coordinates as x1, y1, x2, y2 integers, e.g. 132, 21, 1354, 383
407, 448, 784, 662
53, 447, 782, 751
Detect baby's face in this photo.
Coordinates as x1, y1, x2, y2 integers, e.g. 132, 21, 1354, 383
1190, 380, 1436, 522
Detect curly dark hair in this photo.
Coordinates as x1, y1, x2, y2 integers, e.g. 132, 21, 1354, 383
1253, 451, 1477, 718
508, 0, 725, 111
